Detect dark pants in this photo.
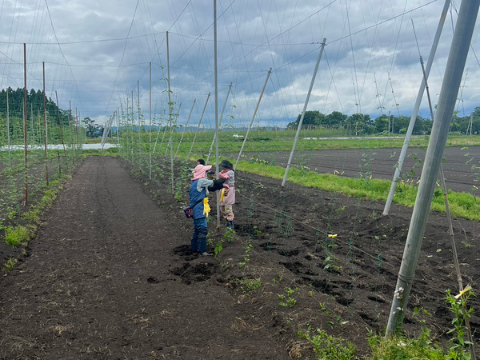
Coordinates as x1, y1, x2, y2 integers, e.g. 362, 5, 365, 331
191, 217, 208, 253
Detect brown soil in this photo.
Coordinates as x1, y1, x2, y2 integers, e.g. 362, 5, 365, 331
1, 155, 479, 359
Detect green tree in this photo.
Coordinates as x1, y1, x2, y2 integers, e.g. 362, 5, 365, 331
286, 110, 323, 128
325, 111, 347, 127
374, 114, 389, 133
345, 113, 373, 135
82, 117, 103, 138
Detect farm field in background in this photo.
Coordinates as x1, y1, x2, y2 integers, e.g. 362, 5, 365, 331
234, 146, 480, 195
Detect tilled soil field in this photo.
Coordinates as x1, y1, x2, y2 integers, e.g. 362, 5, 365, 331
0, 155, 479, 359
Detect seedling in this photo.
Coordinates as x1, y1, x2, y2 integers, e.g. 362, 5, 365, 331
273, 276, 284, 285
2, 258, 17, 272
323, 256, 340, 271
412, 307, 431, 324
461, 241, 472, 249
238, 278, 262, 293
224, 229, 235, 243
4, 225, 30, 248
238, 241, 253, 268
445, 286, 475, 359
214, 241, 223, 256
298, 326, 357, 359
278, 287, 298, 308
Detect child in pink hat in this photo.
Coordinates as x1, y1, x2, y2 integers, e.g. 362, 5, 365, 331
188, 159, 226, 255
192, 163, 212, 181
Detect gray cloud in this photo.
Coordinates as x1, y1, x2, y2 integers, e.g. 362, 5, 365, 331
0, 0, 479, 127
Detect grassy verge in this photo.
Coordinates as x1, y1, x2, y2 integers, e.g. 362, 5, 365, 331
1, 176, 70, 272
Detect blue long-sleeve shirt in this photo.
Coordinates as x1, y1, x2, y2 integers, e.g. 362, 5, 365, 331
189, 179, 213, 219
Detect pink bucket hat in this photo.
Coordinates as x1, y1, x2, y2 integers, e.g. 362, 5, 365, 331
192, 164, 212, 180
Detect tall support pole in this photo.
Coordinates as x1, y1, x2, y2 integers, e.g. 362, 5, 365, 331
281, 39, 326, 189
149, 62, 152, 179
164, 31, 173, 160
187, 93, 210, 161
386, 0, 479, 335
55, 90, 66, 156
207, 82, 232, 164
126, 97, 130, 161
131, 91, 135, 162
213, 0, 222, 229
234, 68, 272, 172
42, 62, 49, 186
175, 100, 196, 158
6, 88, 11, 167
170, 136, 174, 190
166, 31, 175, 191
76, 108, 79, 153
167, 31, 172, 124
138, 80, 141, 164
121, 107, 126, 157
23, 43, 28, 206
69, 101, 73, 167
420, 54, 464, 291
383, 0, 450, 215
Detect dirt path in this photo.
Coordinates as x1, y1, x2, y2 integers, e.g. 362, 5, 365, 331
0, 157, 292, 360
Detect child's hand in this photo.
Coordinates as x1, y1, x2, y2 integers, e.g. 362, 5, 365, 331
219, 170, 229, 179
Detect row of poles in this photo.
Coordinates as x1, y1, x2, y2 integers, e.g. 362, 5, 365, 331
100, 0, 479, 345
4, 44, 83, 206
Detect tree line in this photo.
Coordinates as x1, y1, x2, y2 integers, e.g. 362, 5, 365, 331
287, 108, 480, 135
0, 87, 71, 125
0, 87, 77, 145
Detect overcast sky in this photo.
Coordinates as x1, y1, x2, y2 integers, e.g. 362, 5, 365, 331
0, 0, 479, 127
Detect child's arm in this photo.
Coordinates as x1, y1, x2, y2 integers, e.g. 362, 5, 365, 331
196, 178, 214, 192
207, 178, 226, 192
